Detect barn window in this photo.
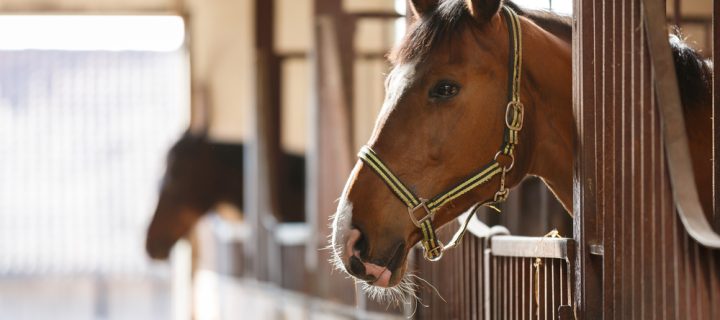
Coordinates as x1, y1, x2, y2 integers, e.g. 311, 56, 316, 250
0, 15, 188, 319
514, 0, 573, 14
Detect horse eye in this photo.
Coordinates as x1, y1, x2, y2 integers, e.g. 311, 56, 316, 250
430, 81, 460, 99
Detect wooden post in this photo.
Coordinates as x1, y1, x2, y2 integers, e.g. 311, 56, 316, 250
307, 0, 357, 304
713, 0, 720, 231
575, 0, 720, 318
572, 0, 604, 317
244, 0, 282, 282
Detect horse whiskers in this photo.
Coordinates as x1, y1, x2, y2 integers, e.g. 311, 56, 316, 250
326, 206, 352, 275
324, 232, 347, 275
325, 241, 346, 275
358, 271, 420, 307
408, 273, 445, 303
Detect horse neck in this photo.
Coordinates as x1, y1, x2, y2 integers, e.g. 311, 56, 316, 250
520, 19, 575, 213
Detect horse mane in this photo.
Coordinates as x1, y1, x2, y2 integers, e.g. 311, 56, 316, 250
669, 31, 713, 109
391, 0, 712, 109
168, 131, 244, 170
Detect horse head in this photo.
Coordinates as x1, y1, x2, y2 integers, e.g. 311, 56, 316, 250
330, 0, 574, 301
145, 131, 227, 259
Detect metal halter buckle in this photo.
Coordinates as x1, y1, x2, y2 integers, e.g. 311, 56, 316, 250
407, 198, 434, 228
424, 244, 444, 262
505, 101, 524, 131
494, 151, 515, 171
493, 167, 510, 203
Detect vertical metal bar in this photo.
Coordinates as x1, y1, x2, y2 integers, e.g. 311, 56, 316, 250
516, 257, 520, 319
529, 258, 533, 319
484, 247, 492, 320
504, 257, 509, 320
552, 259, 556, 320
518, 258, 526, 320
544, 259, 547, 320
511, 257, 515, 320
494, 254, 498, 319
567, 259, 573, 306
559, 258, 564, 308
471, 235, 477, 320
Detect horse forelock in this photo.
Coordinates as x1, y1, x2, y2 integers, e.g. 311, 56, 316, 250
390, 1, 577, 65
390, 0, 473, 65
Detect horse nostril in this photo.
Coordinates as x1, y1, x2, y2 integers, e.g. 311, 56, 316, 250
349, 255, 366, 276
352, 231, 369, 257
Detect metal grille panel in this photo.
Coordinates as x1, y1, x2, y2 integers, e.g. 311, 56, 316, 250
0, 50, 189, 275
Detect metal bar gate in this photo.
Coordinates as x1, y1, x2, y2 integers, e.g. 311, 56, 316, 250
414, 214, 575, 319
574, 0, 720, 318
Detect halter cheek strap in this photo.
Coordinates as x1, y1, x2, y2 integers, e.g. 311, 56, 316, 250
358, 6, 523, 261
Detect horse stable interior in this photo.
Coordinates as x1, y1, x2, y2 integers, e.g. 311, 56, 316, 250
0, 0, 719, 319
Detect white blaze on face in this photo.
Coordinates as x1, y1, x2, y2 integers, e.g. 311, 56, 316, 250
331, 62, 417, 272
330, 161, 362, 268
369, 63, 417, 143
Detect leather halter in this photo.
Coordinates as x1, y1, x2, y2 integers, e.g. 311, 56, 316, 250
358, 6, 524, 261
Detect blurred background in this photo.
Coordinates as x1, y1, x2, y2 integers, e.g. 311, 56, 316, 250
0, 0, 711, 319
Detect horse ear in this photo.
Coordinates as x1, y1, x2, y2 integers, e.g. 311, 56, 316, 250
465, 0, 503, 21
408, 0, 439, 18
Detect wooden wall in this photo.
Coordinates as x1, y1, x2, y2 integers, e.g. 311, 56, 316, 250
573, 0, 720, 318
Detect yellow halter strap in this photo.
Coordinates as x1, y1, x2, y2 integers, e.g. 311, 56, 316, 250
358, 6, 523, 261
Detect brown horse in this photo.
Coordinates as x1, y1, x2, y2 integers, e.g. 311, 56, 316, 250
146, 131, 306, 259
330, 0, 712, 301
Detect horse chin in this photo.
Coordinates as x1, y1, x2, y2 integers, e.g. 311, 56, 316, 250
146, 241, 172, 260
145, 234, 178, 260
359, 261, 418, 306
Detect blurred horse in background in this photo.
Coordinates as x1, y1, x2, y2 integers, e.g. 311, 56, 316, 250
145, 131, 306, 259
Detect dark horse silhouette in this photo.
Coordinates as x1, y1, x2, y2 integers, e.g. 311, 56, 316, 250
145, 131, 305, 259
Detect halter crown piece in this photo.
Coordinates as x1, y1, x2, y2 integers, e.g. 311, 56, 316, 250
358, 6, 523, 261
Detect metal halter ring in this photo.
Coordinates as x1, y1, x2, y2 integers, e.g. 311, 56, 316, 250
424, 243, 444, 261
407, 198, 434, 228
505, 101, 524, 131
494, 151, 515, 171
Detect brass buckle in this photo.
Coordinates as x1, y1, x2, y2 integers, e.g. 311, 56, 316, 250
505, 101, 524, 131
423, 243, 444, 262
494, 151, 515, 171
407, 198, 434, 228
493, 167, 510, 203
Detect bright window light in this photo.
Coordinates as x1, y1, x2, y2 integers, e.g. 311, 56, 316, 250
514, 0, 573, 15
394, 0, 407, 16
0, 15, 185, 51
550, 0, 573, 15
394, 0, 407, 45
514, 0, 551, 11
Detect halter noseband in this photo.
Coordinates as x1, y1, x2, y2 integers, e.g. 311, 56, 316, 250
358, 6, 524, 261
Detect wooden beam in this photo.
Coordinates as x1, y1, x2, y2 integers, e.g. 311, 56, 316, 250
714, 0, 720, 230
244, 0, 282, 282
307, 0, 356, 305
573, 0, 604, 317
